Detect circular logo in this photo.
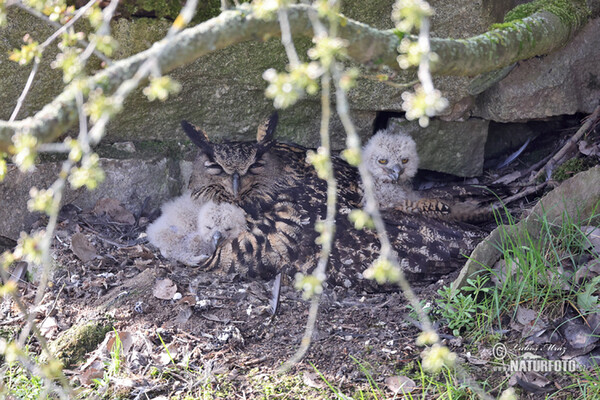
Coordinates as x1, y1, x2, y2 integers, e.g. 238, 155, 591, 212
492, 343, 507, 360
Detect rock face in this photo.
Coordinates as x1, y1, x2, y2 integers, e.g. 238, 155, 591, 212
0, 158, 181, 240
473, 18, 600, 122
388, 118, 489, 177
0, 0, 599, 227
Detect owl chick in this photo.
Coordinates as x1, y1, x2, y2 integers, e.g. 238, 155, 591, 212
197, 200, 248, 246
146, 194, 247, 266
363, 128, 497, 222
362, 127, 421, 209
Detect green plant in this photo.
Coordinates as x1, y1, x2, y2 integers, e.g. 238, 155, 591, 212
1, 361, 44, 399
435, 276, 491, 336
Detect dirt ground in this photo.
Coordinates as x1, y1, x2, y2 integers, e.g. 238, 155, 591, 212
2, 201, 491, 399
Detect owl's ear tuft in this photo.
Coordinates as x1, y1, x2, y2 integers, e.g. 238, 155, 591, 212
257, 112, 278, 145
182, 120, 213, 156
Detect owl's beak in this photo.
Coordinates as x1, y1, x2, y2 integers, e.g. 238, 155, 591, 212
231, 172, 240, 197
388, 164, 404, 181
212, 230, 223, 248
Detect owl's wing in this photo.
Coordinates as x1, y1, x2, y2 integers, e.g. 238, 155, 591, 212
199, 142, 484, 292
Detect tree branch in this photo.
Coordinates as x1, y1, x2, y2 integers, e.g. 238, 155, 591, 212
0, 1, 595, 151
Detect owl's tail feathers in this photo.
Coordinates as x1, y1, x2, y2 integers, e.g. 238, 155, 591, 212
445, 201, 504, 224
387, 197, 503, 224
405, 197, 502, 224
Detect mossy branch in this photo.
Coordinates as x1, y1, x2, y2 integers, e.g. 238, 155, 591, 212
0, 0, 595, 151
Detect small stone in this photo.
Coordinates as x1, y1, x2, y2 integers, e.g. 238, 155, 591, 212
112, 141, 136, 153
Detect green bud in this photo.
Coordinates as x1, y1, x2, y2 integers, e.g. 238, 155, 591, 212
341, 147, 361, 166
84, 89, 121, 123
349, 209, 374, 230
51, 48, 83, 83
28, 187, 55, 215
420, 344, 457, 373
143, 76, 182, 102
0, 153, 7, 181
392, 0, 433, 33
363, 257, 401, 284
416, 330, 439, 346
308, 36, 348, 68
306, 148, 331, 180
294, 272, 324, 300
89, 33, 118, 57
12, 132, 38, 172
69, 153, 105, 190
9, 36, 41, 65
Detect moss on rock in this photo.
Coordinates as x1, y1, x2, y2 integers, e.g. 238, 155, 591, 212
45, 318, 113, 368
502, 0, 590, 28
554, 157, 595, 181
116, 0, 249, 23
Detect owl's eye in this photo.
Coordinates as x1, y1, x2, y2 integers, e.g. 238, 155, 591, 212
378, 159, 388, 165
401, 158, 409, 164
204, 161, 224, 175
248, 159, 266, 173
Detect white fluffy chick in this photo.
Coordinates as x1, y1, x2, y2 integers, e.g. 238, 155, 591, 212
362, 127, 420, 209
146, 193, 247, 266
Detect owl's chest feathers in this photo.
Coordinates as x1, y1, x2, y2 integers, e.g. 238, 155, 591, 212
372, 180, 419, 208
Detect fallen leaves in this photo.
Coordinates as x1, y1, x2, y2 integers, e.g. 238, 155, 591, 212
93, 198, 136, 225
70, 232, 98, 262
385, 375, 417, 394
153, 278, 178, 300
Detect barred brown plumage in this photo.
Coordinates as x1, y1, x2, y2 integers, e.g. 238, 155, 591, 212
183, 113, 484, 291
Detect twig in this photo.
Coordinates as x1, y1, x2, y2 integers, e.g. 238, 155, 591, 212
82, 225, 145, 248
530, 105, 600, 183
8, 0, 105, 122
12, 1, 112, 65
36, 283, 66, 335
497, 182, 547, 207
277, 7, 300, 67
279, 10, 334, 372
0, 315, 25, 325
9, 60, 41, 122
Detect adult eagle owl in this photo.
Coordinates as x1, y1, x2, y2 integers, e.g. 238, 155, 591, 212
183, 114, 482, 291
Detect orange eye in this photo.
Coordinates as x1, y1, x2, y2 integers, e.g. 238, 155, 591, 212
378, 159, 388, 165
401, 158, 409, 164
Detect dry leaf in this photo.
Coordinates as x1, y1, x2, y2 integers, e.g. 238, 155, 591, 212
8, 262, 28, 283
39, 317, 58, 338
516, 306, 547, 337
71, 233, 98, 262
175, 306, 193, 324
106, 331, 133, 355
302, 371, 325, 389
515, 371, 555, 394
582, 226, 600, 254
93, 198, 135, 225
385, 375, 417, 394
153, 278, 178, 300
560, 320, 598, 350
158, 342, 179, 365
78, 360, 105, 386
579, 141, 600, 157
